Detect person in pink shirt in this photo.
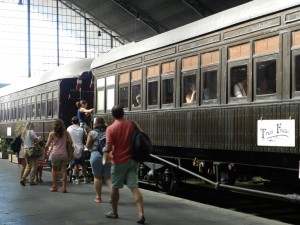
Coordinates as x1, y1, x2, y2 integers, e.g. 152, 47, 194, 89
45, 119, 72, 193
103, 105, 145, 224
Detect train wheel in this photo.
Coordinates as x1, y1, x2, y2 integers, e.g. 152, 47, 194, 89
156, 167, 178, 195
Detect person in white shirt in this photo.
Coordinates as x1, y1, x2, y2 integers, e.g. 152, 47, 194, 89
234, 79, 247, 97
67, 116, 88, 184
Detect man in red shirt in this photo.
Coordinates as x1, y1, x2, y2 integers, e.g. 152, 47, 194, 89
103, 104, 145, 224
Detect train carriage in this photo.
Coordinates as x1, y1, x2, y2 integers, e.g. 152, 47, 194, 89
0, 58, 94, 141
90, 0, 300, 199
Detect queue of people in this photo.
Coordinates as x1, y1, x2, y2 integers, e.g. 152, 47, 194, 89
15, 101, 146, 224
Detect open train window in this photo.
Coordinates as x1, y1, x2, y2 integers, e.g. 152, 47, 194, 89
201, 67, 218, 103
162, 61, 175, 107
131, 69, 142, 110
254, 56, 278, 101
228, 62, 249, 103
147, 65, 160, 109
13, 100, 17, 121
119, 72, 129, 109
22, 98, 26, 120
182, 72, 197, 105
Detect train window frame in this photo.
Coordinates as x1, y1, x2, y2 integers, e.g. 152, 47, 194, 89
118, 72, 130, 110
292, 49, 300, 98
96, 78, 105, 113
228, 60, 250, 103
131, 81, 142, 110
182, 69, 198, 106
201, 66, 219, 105
161, 73, 175, 108
36, 95, 41, 119
131, 69, 142, 111
147, 77, 160, 109
53, 91, 58, 117
106, 76, 115, 112
253, 54, 279, 101
47, 92, 53, 118
41, 93, 46, 118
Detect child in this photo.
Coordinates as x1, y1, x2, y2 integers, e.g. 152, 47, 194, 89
36, 141, 47, 183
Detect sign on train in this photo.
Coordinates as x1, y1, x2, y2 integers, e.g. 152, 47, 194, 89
257, 119, 295, 147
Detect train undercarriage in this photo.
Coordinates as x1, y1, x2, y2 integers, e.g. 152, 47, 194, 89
138, 150, 300, 203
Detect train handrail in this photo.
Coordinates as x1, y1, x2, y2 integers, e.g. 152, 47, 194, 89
150, 154, 300, 203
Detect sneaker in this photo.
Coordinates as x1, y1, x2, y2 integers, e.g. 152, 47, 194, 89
49, 186, 58, 192
137, 215, 145, 224
62, 187, 67, 193
83, 177, 88, 184
74, 179, 80, 185
20, 179, 25, 186
94, 197, 102, 203
105, 211, 118, 219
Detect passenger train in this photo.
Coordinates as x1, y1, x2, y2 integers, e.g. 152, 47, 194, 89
90, 0, 300, 200
2, 0, 300, 201
0, 58, 94, 140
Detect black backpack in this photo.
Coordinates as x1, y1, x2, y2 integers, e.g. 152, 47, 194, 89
10, 135, 22, 154
130, 121, 153, 162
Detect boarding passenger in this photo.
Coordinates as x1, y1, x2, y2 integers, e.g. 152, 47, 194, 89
45, 119, 72, 193
67, 116, 88, 184
76, 100, 93, 132
103, 105, 145, 224
20, 122, 40, 186
86, 116, 112, 203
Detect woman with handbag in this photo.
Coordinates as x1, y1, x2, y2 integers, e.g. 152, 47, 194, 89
20, 122, 40, 186
45, 119, 72, 193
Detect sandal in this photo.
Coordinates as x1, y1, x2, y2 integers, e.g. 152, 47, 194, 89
49, 186, 58, 192
62, 187, 67, 193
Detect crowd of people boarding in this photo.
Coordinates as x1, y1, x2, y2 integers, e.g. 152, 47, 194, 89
14, 100, 146, 224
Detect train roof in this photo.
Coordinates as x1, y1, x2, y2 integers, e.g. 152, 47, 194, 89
91, 0, 300, 69
0, 58, 93, 97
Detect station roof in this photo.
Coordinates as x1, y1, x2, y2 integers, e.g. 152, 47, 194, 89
62, 0, 252, 43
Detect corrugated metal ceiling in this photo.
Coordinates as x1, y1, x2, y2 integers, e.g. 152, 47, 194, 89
62, 0, 253, 43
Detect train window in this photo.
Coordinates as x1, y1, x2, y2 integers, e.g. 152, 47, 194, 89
53, 91, 58, 116
254, 36, 279, 55
41, 94, 46, 118
256, 59, 276, 95
22, 98, 26, 120
132, 84, 141, 108
162, 78, 174, 105
18, 99, 22, 120
119, 73, 129, 109
183, 73, 197, 104
148, 81, 158, 106
106, 76, 115, 111
26, 97, 31, 120
162, 61, 175, 106
147, 65, 160, 108
97, 78, 105, 112
47, 92, 53, 118
36, 95, 41, 118
131, 69, 142, 110
202, 68, 218, 101
229, 64, 248, 99
13, 100, 17, 121
31, 96, 36, 119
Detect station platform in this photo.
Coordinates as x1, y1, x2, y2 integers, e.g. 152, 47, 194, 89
0, 159, 289, 225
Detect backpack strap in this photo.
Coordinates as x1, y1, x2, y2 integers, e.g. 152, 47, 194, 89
131, 120, 140, 131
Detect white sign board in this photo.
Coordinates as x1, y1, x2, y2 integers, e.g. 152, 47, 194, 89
257, 120, 295, 147
7, 127, 11, 137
